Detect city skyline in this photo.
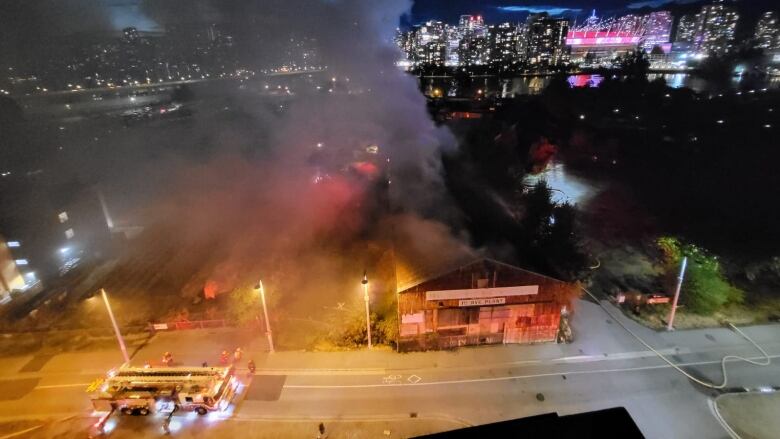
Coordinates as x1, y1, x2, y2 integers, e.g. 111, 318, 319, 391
397, 1, 779, 72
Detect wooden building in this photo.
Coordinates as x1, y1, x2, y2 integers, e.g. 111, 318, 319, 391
397, 258, 577, 352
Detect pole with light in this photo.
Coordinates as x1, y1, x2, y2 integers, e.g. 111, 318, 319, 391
362, 270, 372, 349
100, 288, 130, 364
254, 280, 274, 353
666, 256, 688, 331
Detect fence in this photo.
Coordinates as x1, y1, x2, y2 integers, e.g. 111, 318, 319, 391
147, 319, 228, 332
399, 332, 506, 352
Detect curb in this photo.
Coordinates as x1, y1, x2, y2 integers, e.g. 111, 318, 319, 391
709, 396, 741, 439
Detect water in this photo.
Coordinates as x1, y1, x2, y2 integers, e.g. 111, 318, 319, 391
420, 73, 780, 98
523, 161, 599, 206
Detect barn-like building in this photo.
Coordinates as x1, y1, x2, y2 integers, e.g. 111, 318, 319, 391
396, 258, 577, 352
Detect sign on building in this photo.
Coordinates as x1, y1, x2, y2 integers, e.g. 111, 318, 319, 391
458, 297, 506, 307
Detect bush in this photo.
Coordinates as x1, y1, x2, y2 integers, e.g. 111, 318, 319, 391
657, 237, 744, 314
225, 286, 259, 325
326, 302, 397, 348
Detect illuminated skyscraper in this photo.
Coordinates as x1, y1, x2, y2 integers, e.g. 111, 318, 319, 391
754, 11, 780, 50
413, 21, 447, 66
675, 14, 699, 43
697, 1, 739, 55
676, 1, 739, 55
488, 23, 523, 70
526, 13, 569, 68
459, 15, 487, 38
642, 11, 673, 50
457, 15, 489, 66
445, 25, 461, 66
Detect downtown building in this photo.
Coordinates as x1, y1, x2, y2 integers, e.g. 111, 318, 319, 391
567, 10, 672, 67
398, 21, 448, 67
396, 258, 576, 352
488, 23, 525, 71
675, 1, 739, 56
754, 11, 780, 50
458, 15, 490, 66
525, 13, 570, 68
567, 12, 641, 67
642, 11, 673, 51
415, 21, 448, 66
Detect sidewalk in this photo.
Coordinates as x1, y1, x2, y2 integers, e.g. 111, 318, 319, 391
130, 299, 779, 373
3, 299, 776, 376
715, 391, 780, 439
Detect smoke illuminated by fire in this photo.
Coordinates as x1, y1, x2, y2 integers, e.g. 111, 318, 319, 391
103, 0, 470, 330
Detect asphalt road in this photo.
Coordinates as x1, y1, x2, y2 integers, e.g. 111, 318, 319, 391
1, 300, 778, 438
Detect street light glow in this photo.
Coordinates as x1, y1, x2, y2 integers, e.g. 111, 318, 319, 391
362, 271, 372, 349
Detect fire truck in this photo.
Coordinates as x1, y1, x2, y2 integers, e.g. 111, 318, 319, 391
89, 365, 239, 417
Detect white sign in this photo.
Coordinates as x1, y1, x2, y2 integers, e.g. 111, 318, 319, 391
401, 312, 424, 324
426, 285, 538, 301
458, 297, 506, 307
152, 323, 169, 330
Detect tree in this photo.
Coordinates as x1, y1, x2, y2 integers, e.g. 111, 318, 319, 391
225, 285, 260, 325
516, 181, 589, 281
544, 203, 588, 280
657, 237, 743, 314
618, 50, 650, 79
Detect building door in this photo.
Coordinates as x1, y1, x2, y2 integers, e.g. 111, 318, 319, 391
478, 306, 511, 344
503, 304, 535, 344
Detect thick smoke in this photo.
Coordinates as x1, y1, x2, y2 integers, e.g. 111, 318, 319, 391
100, 0, 471, 325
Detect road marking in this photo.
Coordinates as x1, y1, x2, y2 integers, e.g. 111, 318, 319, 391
34, 383, 90, 390
556, 347, 686, 363
407, 374, 422, 384
284, 354, 780, 389
229, 412, 472, 427
0, 425, 43, 439
381, 374, 402, 384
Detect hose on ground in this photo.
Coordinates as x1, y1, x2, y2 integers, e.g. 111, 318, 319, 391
581, 287, 771, 390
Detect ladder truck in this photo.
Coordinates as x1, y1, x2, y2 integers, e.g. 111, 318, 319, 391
88, 365, 240, 432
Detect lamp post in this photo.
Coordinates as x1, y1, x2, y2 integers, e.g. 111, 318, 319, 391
100, 288, 130, 364
255, 280, 275, 353
666, 257, 688, 331
362, 271, 372, 349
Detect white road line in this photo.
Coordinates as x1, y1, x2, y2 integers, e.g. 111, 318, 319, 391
229, 413, 472, 427
34, 383, 90, 390
0, 425, 43, 439
284, 354, 780, 389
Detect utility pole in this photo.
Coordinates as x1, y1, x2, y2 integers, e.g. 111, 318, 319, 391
362, 271, 372, 349
100, 288, 130, 364
256, 281, 274, 353
666, 257, 688, 331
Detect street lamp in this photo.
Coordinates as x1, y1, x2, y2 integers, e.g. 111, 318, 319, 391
254, 281, 275, 353
362, 271, 372, 349
100, 288, 130, 364
666, 257, 688, 331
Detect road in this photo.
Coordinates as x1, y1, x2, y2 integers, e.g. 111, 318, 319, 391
0, 299, 777, 438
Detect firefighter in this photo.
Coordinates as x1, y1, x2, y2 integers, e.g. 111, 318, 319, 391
234, 347, 243, 362
220, 350, 229, 365
247, 359, 256, 374
162, 352, 173, 366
